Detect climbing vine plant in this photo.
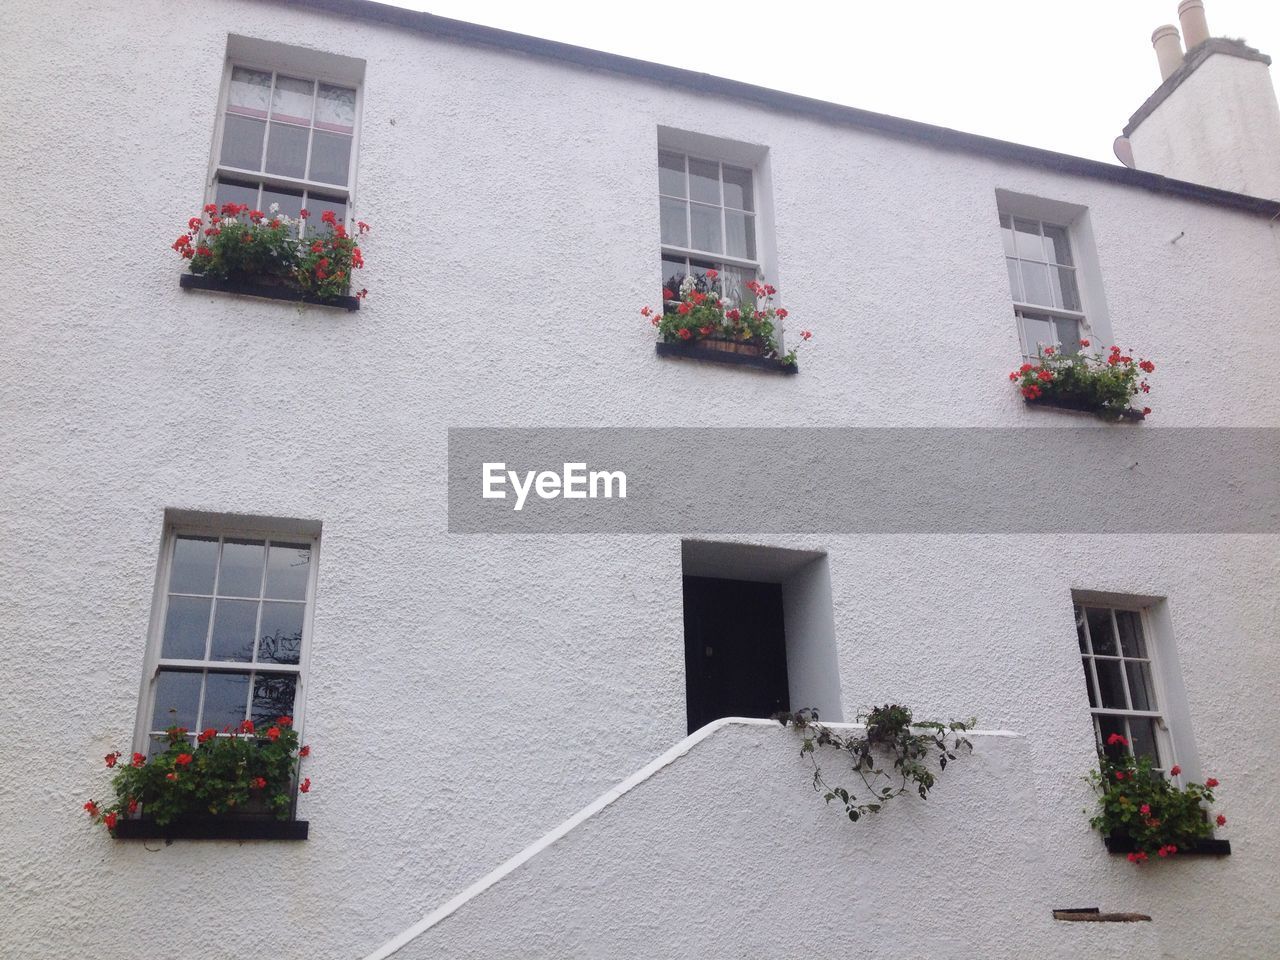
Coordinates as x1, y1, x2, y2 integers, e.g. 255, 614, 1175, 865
775, 705, 975, 822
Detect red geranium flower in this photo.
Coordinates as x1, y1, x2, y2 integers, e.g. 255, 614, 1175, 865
1216, 814, 1227, 826
84, 801, 99, 818
174, 753, 193, 766
1106, 733, 1128, 747
705, 269, 718, 280
105, 751, 121, 768
251, 777, 267, 790
1204, 777, 1219, 788
678, 328, 692, 340
131, 753, 146, 767
299, 778, 311, 793
299, 745, 310, 757
800, 330, 812, 341
776, 308, 788, 319
1169, 764, 1181, 776
166, 772, 178, 781
676, 303, 691, 315
1114, 771, 1126, 781
266, 726, 281, 742
104, 812, 118, 830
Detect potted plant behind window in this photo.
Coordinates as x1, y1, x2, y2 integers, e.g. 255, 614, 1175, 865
641, 270, 811, 367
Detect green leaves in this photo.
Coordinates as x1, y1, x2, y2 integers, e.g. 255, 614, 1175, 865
778, 705, 976, 827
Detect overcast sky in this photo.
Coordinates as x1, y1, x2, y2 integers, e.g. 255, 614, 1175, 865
390, 0, 1280, 164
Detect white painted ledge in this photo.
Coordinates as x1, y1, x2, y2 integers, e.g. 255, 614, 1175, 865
361, 717, 1017, 960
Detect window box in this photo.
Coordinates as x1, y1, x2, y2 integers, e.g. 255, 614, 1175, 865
655, 340, 798, 374
179, 272, 360, 311
113, 816, 308, 841
1024, 394, 1144, 421
1103, 831, 1230, 856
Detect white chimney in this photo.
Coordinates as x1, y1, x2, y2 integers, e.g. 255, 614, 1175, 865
1178, 0, 1210, 51
1152, 25, 1184, 81
1124, 3, 1280, 199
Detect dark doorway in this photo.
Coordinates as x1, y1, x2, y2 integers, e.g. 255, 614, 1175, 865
682, 576, 790, 733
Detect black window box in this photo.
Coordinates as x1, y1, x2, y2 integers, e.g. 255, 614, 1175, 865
1024, 395, 1144, 421
655, 341, 797, 374
1103, 832, 1230, 856
179, 273, 360, 311
113, 817, 309, 841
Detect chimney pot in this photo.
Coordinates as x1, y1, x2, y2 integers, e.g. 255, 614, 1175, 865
1152, 25, 1185, 81
1177, 0, 1211, 50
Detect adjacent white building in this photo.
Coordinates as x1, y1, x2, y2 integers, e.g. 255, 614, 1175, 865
2, 1, 1278, 957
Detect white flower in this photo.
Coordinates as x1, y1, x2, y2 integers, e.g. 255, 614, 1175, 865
269, 202, 280, 213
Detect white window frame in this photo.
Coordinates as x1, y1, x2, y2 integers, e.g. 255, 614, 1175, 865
1075, 601, 1179, 778
659, 150, 761, 292
1001, 213, 1088, 360
132, 518, 321, 757
657, 128, 779, 322
206, 57, 363, 234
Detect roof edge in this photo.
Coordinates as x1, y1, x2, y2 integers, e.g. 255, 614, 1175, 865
1124, 37, 1273, 136
272, 0, 1280, 218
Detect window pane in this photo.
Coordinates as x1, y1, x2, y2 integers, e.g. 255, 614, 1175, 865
660, 196, 687, 247
309, 131, 352, 185
261, 184, 304, 225
1005, 259, 1023, 302
215, 178, 261, 213
1126, 661, 1156, 711
162, 596, 212, 660
258, 602, 304, 665
265, 543, 311, 601
1019, 261, 1052, 306
202, 672, 251, 731
170, 535, 218, 594
220, 115, 265, 170
210, 599, 258, 663
999, 214, 1016, 256
725, 210, 756, 260
722, 164, 753, 211
271, 75, 314, 125
218, 540, 265, 598
227, 67, 271, 117
1082, 657, 1097, 707
688, 157, 720, 204
1053, 317, 1080, 353
1013, 218, 1043, 260
1086, 607, 1118, 656
151, 670, 202, 732
1116, 611, 1148, 658
1052, 267, 1082, 312
315, 83, 356, 133
1097, 714, 1127, 759
1095, 658, 1127, 709
719, 263, 754, 308
307, 193, 346, 228
1043, 224, 1074, 266
689, 202, 722, 254
1130, 717, 1161, 764
1018, 312, 1053, 357
658, 150, 685, 198
661, 255, 686, 304
265, 122, 309, 179
251, 673, 298, 726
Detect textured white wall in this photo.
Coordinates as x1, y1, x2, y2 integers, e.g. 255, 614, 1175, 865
390, 722, 1163, 960
0, 2, 1278, 959
1130, 53, 1280, 199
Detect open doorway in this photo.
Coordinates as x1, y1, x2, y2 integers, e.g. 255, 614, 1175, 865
681, 540, 843, 734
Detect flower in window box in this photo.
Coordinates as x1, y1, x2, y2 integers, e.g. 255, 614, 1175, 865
1010, 342, 1155, 419
82, 723, 310, 834
1087, 750, 1225, 862
172, 203, 371, 303
642, 273, 811, 366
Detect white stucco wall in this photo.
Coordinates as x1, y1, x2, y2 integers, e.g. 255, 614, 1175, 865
1129, 52, 1280, 199
386, 721, 1163, 960
1, 2, 1278, 959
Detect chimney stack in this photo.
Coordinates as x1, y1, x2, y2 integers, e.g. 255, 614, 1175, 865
1152, 24, 1184, 81
1177, 0, 1211, 51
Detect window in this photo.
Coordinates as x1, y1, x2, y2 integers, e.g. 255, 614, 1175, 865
211, 63, 359, 233
1075, 602, 1174, 773
137, 523, 318, 755
659, 149, 760, 307
1000, 214, 1086, 359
